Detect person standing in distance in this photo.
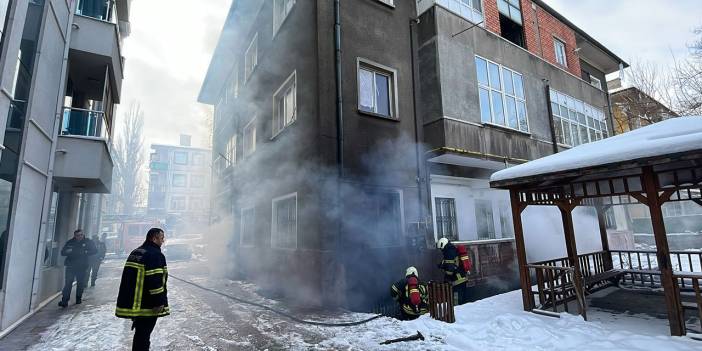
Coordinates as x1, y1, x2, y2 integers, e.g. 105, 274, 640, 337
88, 233, 107, 287
115, 228, 169, 351
59, 229, 97, 307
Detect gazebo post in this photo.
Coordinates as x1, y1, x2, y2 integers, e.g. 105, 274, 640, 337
642, 166, 685, 336
509, 190, 533, 312
595, 204, 613, 271
558, 202, 586, 320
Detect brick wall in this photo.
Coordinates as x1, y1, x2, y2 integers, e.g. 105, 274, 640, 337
481, 0, 581, 77
521, 0, 581, 76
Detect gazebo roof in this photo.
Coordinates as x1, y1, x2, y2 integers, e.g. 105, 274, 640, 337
491, 117, 702, 189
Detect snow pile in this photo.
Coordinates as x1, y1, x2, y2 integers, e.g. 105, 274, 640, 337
491, 116, 702, 183
320, 290, 700, 350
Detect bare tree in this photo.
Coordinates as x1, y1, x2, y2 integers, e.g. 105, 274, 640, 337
112, 102, 146, 215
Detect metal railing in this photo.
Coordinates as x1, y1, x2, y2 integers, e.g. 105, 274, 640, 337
61, 107, 108, 138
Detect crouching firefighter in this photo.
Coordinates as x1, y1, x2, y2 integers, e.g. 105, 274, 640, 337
437, 238, 473, 305
390, 267, 429, 320
116, 228, 170, 351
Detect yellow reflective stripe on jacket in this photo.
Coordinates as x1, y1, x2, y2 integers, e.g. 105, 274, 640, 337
123, 262, 146, 310
115, 306, 170, 318
145, 268, 165, 276
149, 287, 165, 295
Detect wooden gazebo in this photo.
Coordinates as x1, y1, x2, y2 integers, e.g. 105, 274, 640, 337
490, 117, 702, 336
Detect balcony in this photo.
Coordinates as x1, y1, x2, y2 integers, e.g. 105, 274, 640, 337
53, 107, 113, 194
70, 1, 124, 102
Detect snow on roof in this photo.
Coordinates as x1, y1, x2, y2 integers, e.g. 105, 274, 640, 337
491, 116, 702, 184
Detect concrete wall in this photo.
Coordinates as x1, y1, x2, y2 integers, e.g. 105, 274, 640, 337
1, 0, 74, 329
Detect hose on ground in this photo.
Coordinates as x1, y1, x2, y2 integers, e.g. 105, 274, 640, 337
169, 274, 384, 327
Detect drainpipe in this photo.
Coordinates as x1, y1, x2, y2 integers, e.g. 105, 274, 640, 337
409, 17, 430, 247
334, 0, 344, 177
544, 83, 559, 154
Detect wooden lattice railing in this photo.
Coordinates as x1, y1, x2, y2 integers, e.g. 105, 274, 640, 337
428, 282, 455, 323
527, 264, 587, 319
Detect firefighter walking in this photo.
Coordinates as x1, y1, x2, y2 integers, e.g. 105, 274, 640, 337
115, 228, 170, 351
390, 267, 429, 320
436, 238, 472, 305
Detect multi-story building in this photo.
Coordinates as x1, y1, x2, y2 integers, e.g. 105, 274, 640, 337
147, 136, 211, 235
0, 0, 129, 333
199, 0, 626, 310
608, 80, 678, 134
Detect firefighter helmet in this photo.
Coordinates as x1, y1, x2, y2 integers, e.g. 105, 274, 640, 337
405, 266, 418, 278
437, 237, 449, 249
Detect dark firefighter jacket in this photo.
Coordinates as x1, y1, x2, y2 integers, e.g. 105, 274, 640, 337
390, 278, 429, 317
439, 243, 468, 286
115, 240, 170, 318
61, 238, 97, 268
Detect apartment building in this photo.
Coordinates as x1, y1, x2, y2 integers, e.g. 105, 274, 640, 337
0, 0, 129, 332
199, 0, 626, 310
608, 82, 678, 134
147, 136, 211, 235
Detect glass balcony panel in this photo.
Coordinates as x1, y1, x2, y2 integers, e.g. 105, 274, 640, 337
76, 0, 116, 23
61, 107, 108, 138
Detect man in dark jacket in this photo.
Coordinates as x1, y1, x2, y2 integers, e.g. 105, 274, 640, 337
390, 267, 429, 320
437, 238, 468, 305
59, 229, 97, 307
88, 233, 107, 287
116, 228, 169, 351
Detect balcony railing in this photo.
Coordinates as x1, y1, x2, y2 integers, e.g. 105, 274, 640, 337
76, 0, 117, 24
61, 107, 108, 138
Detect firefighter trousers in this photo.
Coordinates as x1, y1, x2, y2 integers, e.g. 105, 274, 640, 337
132, 317, 158, 351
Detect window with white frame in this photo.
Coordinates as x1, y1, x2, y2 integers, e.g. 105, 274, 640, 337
437, 0, 484, 24
272, 193, 297, 249
170, 196, 187, 211
273, 0, 295, 35
240, 207, 255, 247
475, 56, 528, 132
191, 175, 205, 188
475, 199, 496, 240
225, 134, 236, 167
376, 0, 394, 6
435, 197, 458, 241
273, 72, 296, 136
589, 75, 602, 90
229, 63, 239, 99
550, 88, 608, 147
243, 118, 256, 156
174, 151, 188, 165
358, 61, 396, 118
553, 38, 567, 67
172, 174, 187, 187
497, 0, 522, 24
193, 153, 204, 166
244, 34, 258, 80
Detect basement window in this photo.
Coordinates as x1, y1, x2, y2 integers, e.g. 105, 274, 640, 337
497, 0, 525, 48
435, 197, 458, 241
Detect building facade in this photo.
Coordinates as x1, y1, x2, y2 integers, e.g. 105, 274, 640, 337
0, 0, 129, 333
147, 138, 211, 236
199, 0, 626, 310
609, 84, 678, 134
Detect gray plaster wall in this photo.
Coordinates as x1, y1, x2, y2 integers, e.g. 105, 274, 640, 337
418, 6, 610, 161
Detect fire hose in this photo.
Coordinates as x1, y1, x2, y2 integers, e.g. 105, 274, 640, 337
169, 274, 383, 327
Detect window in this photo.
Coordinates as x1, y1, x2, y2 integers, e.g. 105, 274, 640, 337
191, 175, 205, 188
240, 207, 255, 247
244, 34, 258, 80
476, 56, 528, 132
189, 197, 206, 210
377, 0, 394, 6
172, 174, 187, 187
174, 151, 188, 165
498, 201, 514, 238
435, 198, 458, 241
229, 64, 239, 99
272, 193, 297, 249
550, 88, 608, 147
273, 0, 295, 35
589, 75, 602, 90
497, 0, 524, 47
43, 192, 60, 267
273, 72, 296, 136
346, 190, 403, 247
243, 118, 256, 156
437, 0, 484, 24
358, 60, 396, 119
170, 196, 187, 211
475, 199, 495, 240
193, 153, 204, 166
553, 38, 567, 67
225, 134, 236, 167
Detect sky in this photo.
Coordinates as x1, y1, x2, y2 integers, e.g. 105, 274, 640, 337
116, 0, 702, 151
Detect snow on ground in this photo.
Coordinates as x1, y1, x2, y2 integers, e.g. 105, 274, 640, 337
13, 259, 702, 351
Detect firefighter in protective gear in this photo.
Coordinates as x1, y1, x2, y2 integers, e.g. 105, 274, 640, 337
437, 238, 471, 305
390, 266, 429, 320
116, 228, 169, 350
